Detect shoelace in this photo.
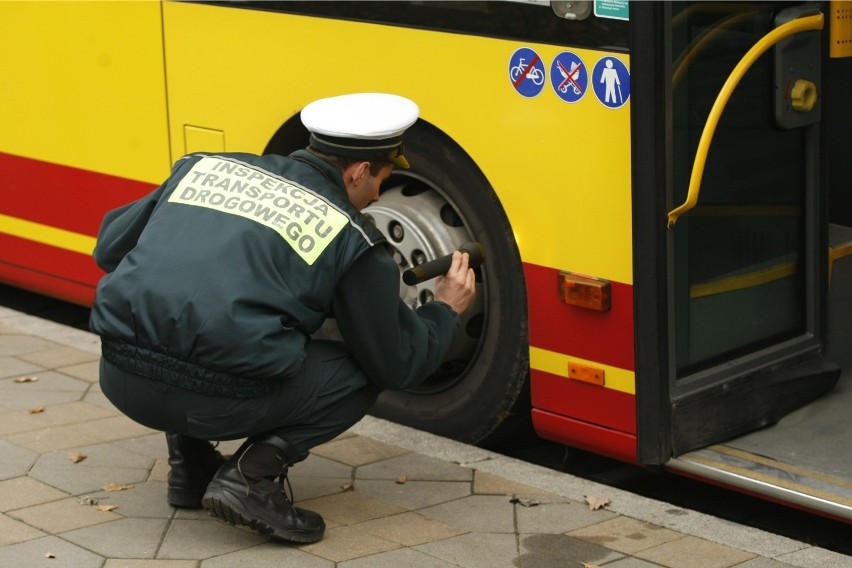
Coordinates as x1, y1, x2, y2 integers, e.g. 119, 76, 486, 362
277, 465, 295, 504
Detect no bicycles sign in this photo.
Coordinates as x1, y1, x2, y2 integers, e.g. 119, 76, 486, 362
508, 47, 546, 98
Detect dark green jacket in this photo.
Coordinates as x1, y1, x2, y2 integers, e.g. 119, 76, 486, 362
90, 150, 458, 397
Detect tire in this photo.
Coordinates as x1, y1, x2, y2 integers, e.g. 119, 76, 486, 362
265, 118, 530, 445
365, 121, 529, 445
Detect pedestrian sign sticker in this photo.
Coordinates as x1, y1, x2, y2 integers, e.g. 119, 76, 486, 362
509, 47, 546, 98
592, 57, 630, 109
550, 51, 587, 103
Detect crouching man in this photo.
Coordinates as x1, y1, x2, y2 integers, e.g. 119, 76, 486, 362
89, 93, 476, 543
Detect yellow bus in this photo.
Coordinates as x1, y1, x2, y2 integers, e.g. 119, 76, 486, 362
2, 0, 851, 521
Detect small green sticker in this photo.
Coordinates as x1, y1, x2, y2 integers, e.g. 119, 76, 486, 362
594, 0, 629, 21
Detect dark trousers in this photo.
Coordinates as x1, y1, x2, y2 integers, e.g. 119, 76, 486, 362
100, 340, 381, 453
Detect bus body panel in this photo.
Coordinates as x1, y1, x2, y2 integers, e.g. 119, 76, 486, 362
160, 2, 635, 284
0, 1, 170, 304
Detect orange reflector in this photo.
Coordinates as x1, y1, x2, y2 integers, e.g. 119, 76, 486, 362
558, 272, 611, 311
568, 361, 606, 386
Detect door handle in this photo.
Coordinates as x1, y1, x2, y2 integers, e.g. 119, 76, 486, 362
667, 12, 824, 229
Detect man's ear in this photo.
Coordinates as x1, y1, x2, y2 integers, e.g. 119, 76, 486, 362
352, 161, 371, 183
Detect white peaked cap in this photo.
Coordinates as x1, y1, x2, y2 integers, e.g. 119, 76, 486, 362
301, 93, 419, 168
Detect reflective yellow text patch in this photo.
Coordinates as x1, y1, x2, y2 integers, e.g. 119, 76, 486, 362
168, 156, 348, 265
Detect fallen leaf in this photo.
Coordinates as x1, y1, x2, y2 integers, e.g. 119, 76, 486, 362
584, 495, 611, 510
581, 563, 603, 568
95, 504, 119, 512
510, 497, 541, 507
14, 376, 38, 383
45, 552, 56, 559
341, 482, 354, 492
396, 474, 407, 484
68, 452, 87, 463
28, 406, 45, 414
103, 483, 134, 492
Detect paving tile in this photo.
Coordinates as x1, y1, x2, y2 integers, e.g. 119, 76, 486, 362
83, 387, 114, 410
473, 470, 553, 496
0, 511, 47, 546
105, 560, 198, 568
0, 385, 87, 413
357, 453, 474, 482
291, 453, 355, 480
355, 511, 467, 546
517, 499, 617, 534
174, 506, 212, 521
299, 489, 407, 525
7, 496, 121, 533
0, 369, 90, 393
776, 547, 852, 568
338, 546, 462, 567
292, 476, 354, 502
157, 517, 266, 559
85, 480, 175, 518
71, 415, 158, 443
62, 517, 170, 558
0, 355, 43, 379
5, 424, 104, 453
419, 494, 517, 534
354, 478, 472, 510
0, 439, 38, 480
0, 335, 61, 357
0, 401, 116, 435
29, 442, 154, 494
597, 557, 666, 567
59, 360, 101, 383
200, 541, 334, 567
112, 432, 169, 460
296, 523, 401, 562
0, 534, 105, 567
148, 459, 170, 483
18, 346, 99, 368
0, 476, 69, 511
568, 516, 684, 554
634, 535, 756, 568
518, 533, 626, 568
311, 434, 410, 466
735, 558, 798, 567
414, 531, 521, 568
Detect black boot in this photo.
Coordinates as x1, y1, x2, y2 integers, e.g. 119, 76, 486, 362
201, 434, 325, 543
165, 433, 226, 508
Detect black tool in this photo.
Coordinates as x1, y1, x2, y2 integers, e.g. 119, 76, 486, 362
402, 242, 485, 286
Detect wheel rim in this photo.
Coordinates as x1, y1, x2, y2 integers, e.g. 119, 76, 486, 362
364, 172, 487, 394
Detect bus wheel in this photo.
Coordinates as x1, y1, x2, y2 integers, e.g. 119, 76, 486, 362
365, 121, 529, 445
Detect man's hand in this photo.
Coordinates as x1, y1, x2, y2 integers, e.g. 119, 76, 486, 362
434, 251, 476, 314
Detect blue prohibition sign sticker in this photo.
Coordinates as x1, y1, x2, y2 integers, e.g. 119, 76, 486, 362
550, 51, 587, 103
509, 47, 546, 98
592, 56, 630, 109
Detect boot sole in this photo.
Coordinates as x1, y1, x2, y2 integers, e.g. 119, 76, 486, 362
202, 486, 324, 544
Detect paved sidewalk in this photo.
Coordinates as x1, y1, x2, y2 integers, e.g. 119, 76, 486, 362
1, 306, 850, 568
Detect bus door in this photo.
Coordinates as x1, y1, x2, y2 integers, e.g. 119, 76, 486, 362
632, 1, 851, 519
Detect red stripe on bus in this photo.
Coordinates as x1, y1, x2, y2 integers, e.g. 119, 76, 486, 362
0, 233, 101, 302
0, 261, 96, 307
0, 152, 157, 235
525, 262, 635, 371
530, 368, 636, 434
532, 408, 637, 464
